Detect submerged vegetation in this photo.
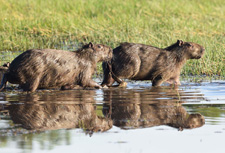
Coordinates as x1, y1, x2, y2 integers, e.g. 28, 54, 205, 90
0, 0, 224, 76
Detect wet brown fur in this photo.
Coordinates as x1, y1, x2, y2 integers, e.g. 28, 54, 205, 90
102, 40, 205, 87
0, 43, 112, 92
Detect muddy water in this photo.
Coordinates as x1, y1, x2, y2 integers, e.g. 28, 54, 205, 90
0, 80, 225, 153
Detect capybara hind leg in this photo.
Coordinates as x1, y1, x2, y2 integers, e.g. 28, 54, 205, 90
30, 78, 40, 92
152, 79, 164, 87
24, 77, 40, 92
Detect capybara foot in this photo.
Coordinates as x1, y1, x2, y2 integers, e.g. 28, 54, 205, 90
95, 85, 102, 89
166, 79, 181, 86
101, 85, 109, 89
101, 83, 107, 87
61, 85, 81, 90
118, 82, 127, 88
84, 85, 102, 90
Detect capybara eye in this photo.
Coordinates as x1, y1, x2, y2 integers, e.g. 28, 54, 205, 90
98, 45, 102, 48
187, 43, 194, 49
186, 43, 191, 47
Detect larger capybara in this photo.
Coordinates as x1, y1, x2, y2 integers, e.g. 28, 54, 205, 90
101, 40, 205, 87
0, 42, 112, 92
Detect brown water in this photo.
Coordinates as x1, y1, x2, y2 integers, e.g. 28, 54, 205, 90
0, 80, 225, 153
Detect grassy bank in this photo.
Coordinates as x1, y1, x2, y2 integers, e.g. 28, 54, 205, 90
0, 0, 224, 76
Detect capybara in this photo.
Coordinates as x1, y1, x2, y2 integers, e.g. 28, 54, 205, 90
0, 42, 112, 92
101, 40, 205, 87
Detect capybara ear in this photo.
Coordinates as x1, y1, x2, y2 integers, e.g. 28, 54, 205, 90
177, 40, 184, 46
89, 42, 94, 48
3, 62, 10, 67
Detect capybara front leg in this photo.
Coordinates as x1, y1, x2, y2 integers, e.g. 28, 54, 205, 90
101, 73, 115, 87
101, 62, 115, 87
166, 76, 181, 86
110, 72, 127, 87
152, 78, 164, 87
174, 76, 181, 85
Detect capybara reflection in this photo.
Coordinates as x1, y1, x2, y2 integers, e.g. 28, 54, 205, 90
0, 43, 112, 92
8, 90, 112, 132
102, 40, 205, 87
103, 87, 205, 130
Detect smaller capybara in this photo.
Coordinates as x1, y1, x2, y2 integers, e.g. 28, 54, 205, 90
102, 40, 205, 87
0, 43, 112, 92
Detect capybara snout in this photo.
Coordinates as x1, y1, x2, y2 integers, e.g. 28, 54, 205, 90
180, 41, 205, 59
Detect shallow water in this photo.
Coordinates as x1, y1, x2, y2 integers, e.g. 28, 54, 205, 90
0, 80, 225, 153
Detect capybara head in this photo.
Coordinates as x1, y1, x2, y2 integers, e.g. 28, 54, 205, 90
167, 40, 205, 59
177, 113, 205, 131
82, 42, 113, 62
185, 113, 205, 129
180, 40, 205, 59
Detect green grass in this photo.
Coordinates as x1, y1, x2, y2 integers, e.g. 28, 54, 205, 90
0, 0, 224, 76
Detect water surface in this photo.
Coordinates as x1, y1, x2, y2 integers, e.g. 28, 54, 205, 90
0, 80, 225, 153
